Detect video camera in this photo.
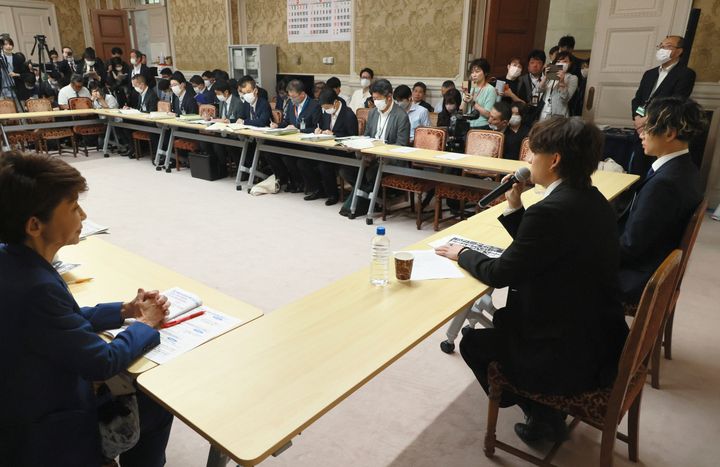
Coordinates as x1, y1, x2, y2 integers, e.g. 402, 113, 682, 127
446, 109, 480, 153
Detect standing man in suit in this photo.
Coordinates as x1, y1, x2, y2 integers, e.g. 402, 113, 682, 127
618, 97, 706, 304
118, 74, 159, 158
58, 46, 78, 86
297, 88, 358, 205
436, 116, 629, 444
129, 49, 156, 89
78, 47, 105, 88
630, 35, 695, 176
339, 79, 410, 216
268, 79, 322, 192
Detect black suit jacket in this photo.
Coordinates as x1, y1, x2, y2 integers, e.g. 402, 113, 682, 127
239, 96, 272, 127
172, 90, 199, 116
320, 104, 358, 137
618, 154, 701, 302
280, 96, 322, 133
131, 89, 158, 112
217, 95, 243, 122
129, 64, 156, 89
58, 59, 79, 85
458, 183, 628, 395
631, 63, 695, 118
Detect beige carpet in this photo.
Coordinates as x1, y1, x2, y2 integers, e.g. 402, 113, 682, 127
68, 152, 720, 467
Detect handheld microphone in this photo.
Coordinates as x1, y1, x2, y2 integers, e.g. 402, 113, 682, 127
478, 167, 531, 207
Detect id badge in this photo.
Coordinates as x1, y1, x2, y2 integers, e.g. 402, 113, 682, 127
531, 95, 539, 106
636, 106, 646, 117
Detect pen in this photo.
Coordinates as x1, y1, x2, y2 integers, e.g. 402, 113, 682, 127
161, 310, 205, 329
67, 277, 93, 285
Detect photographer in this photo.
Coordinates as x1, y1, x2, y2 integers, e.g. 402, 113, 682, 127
538, 51, 578, 120
1, 36, 28, 101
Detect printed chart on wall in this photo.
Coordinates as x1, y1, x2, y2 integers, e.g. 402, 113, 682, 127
287, 0, 352, 43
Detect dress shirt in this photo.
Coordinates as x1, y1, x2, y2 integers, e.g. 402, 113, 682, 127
330, 102, 343, 129
406, 103, 431, 142
651, 149, 688, 172
349, 88, 371, 112
131, 64, 142, 78
221, 95, 233, 119
375, 101, 394, 141
57, 84, 91, 106
652, 61, 678, 94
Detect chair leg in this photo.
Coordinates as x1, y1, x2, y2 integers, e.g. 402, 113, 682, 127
434, 196, 441, 231
664, 307, 675, 360
415, 192, 423, 230
58, 139, 62, 157
82, 137, 88, 157
175, 149, 180, 171
484, 385, 501, 458
650, 327, 663, 389
382, 186, 387, 221
627, 392, 642, 462
72, 136, 78, 157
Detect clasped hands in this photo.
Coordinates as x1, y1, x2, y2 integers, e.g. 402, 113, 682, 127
121, 288, 170, 329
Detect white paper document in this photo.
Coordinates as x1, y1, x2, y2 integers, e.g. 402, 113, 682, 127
398, 250, 465, 281
428, 234, 505, 258
340, 137, 379, 150
118, 108, 142, 115
299, 133, 335, 141
80, 219, 109, 239
144, 307, 242, 364
163, 287, 203, 320
435, 152, 467, 161
53, 261, 81, 275
390, 146, 419, 154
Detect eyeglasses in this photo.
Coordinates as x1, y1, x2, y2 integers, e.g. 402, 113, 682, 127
656, 43, 679, 50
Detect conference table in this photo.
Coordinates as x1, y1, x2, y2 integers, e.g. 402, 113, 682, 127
136, 170, 639, 467
62, 236, 264, 374
0, 109, 102, 150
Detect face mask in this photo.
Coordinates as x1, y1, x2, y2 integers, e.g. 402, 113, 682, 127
204, 79, 212, 88
193, 86, 201, 94
580, 68, 588, 79
171, 85, 181, 96
374, 98, 387, 112
242, 92, 256, 105
397, 100, 411, 110
655, 48, 672, 63
115, 67, 123, 72
130, 57, 137, 65
86, 60, 95, 66
25, 85, 34, 90
360, 78, 371, 88
324, 107, 336, 115
49, 80, 57, 86
506, 65, 521, 80
445, 104, 457, 113
133, 86, 143, 94
560, 62, 569, 72
216, 94, 227, 102
489, 124, 499, 131
509, 115, 522, 127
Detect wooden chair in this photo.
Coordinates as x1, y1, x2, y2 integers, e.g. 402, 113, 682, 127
68, 97, 106, 157
358, 117, 366, 136
433, 130, 504, 231
355, 107, 370, 122
484, 249, 683, 467
428, 112, 439, 127
199, 104, 216, 121
271, 109, 283, 125
519, 137, 533, 162
131, 101, 172, 160
623, 200, 707, 389
168, 103, 209, 171
0, 98, 36, 151
26, 98, 77, 157
381, 127, 446, 229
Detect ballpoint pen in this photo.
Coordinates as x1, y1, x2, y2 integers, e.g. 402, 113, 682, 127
161, 310, 205, 329
67, 277, 94, 285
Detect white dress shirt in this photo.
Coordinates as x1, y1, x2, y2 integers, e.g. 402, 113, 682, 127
57, 84, 91, 106
652, 61, 678, 94
651, 148, 688, 172
349, 88, 371, 112
375, 102, 394, 141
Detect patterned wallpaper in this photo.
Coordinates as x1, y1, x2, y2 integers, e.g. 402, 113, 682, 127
169, 0, 229, 70
231, 0, 240, 44
47, 0, 85, 53
689, 0, 720, 82
354, 0, 464, 77
245, 0, 350, 74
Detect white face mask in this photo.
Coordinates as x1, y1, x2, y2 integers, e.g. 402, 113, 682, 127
243, 92, 256, 105
360, 78, 371, 88
655, 48, 672, 63
86, 60, 95, 66
489, 124, 499, 131
216, 94, 227, 102
580, 68, 588, 79
193, 86, 201, 94
397, 100, 411, 111
374, 98, 387, 112
133, 86, 143, 94
130, 57, 137, 65
506, 65, 521, 80
171, 85, 181, 96
509, 115, 522, 127
204, 79, 212, 88
324, 107, 336, 115
49, 80, 57, 86
560, 62, 569, 72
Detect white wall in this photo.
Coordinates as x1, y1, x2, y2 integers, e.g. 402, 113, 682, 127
544, 0, 598, 52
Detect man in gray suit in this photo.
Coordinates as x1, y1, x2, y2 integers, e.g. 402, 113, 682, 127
210, 80, 244, 176
339, 79, 410, 216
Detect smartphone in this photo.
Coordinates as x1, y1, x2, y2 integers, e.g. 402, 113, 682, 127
461, 80, 470, 94
545, 64, 562, 81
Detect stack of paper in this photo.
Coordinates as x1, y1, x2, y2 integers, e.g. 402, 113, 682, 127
299, 133, 335, 142
340, 137, 380, 150
80, 219, 109, 239
435, 152, 467, 161
147, 111, 176, 120
390, 146, 419, 154
395, 250, 465, 281
118, 108, 141, 115
52, 260, 81, 275
428, 234, 505, 258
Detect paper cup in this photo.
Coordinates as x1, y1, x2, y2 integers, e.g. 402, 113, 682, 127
394, 252, 414, 281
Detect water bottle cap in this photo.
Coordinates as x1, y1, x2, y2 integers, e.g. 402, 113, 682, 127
376, 226, 385, 235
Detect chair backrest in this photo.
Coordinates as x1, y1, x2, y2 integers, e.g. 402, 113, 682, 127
68, 97, 92, 110
465, 129, 504, 158
199, 104, 216, 119
413, 127, 447, 151
358, 117, 366, 136
271, 109, 283, 125
603, 250, 682, 431
25, 98, 54, 123
157, 100, 172, 113
428, 112, 439, 127
0, 98, 18, 114
674, 199, 707, 299
355, 107, 370, 122
519, 137, 534, 162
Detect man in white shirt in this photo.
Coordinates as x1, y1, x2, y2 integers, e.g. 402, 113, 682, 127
348, 67, 374, 112
57, 75, 91, 109
393, 84, 430, 144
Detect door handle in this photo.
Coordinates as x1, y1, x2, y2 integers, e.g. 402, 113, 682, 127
586, 87, 595, 111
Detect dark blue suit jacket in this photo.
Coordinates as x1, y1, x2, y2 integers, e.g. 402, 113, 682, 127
238, 96, 272, 127
320, 103, 358, 137
0, 243, 159, 467
280, 96, 322, 133
172, 90, 199, 116
618, 153, 702, 302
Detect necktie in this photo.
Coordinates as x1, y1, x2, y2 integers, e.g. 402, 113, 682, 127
646, 167, 655, 179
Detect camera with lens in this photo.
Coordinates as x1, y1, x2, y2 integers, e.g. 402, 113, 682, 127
446, 109, 480, 153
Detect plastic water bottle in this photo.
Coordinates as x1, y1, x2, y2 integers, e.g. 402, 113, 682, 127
370, 226, 389, 286
299, 118, 306, 131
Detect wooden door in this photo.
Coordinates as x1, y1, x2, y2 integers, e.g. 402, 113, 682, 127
583, 0, 692, 125
0, 7, 18, 47
11, 6, 57, 61
482, 0, 539, 78
91, 9, 131, 62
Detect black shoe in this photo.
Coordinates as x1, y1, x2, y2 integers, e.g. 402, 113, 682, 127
240, 172, 249, 182
461, 325, 473, 337
325, 197, 339, 206
514, 420, 553, 444
515, 407, 568, 444
304, 191, 323, 201
440, 340, 455, 354
291, 184, 304, 194
339, 208, 350, 217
